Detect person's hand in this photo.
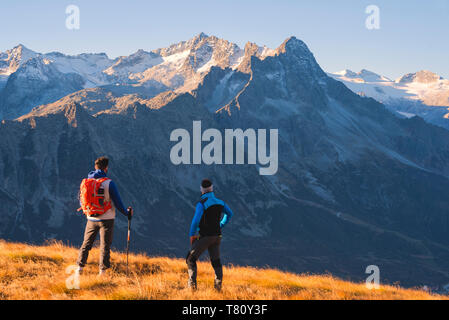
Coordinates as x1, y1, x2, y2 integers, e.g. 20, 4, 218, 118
190, 235, 199, 246
127, 207, 133, 219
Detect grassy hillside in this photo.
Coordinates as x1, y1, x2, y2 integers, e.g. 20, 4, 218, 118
0, 240, 446, 300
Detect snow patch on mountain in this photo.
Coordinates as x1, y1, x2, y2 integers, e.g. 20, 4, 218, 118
303, 171, 335, 203
330, 69, 449, 106
329, 69, 449, 130
397, 111, 416, 118
334, 69, 391, 83
44, 52, 112, 87
104, 50, 163, 78
161, 49, 191, 65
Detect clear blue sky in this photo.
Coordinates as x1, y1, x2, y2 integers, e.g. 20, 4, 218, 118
1, 0, 448, 79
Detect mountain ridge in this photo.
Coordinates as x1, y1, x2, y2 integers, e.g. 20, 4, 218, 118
2, 34, 448, 126
0, 33, 276, 119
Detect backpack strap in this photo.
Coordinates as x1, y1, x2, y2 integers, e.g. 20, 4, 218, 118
199, 197, 208, 206
196, 197, 207, 211
96, 177, 110, 184
96, 178, 111, 203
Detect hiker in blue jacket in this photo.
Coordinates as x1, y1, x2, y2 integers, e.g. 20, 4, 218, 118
186, 179, 233, 291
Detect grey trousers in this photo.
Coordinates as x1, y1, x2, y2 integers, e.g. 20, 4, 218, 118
186, 236, 223, 290
76, 219, 114, 271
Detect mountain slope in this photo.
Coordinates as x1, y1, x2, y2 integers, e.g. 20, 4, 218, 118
1, 36, 449, 288
1, 240, 446, 300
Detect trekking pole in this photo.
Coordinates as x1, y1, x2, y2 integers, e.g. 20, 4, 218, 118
126, 207, 132, 276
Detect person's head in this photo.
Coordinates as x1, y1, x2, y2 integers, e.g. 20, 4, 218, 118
201, 179, 213, 194
95, 156, 109, 173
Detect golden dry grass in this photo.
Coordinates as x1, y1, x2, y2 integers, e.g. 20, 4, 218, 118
0, 240, 446, 300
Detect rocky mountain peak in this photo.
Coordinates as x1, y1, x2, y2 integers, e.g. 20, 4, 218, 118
0, 44, 38, 75
275, 36, 311, 57
194, 32, 209, 40
396, 70, 443, 84
11, 44, 34, 56
270, 36, 326, 80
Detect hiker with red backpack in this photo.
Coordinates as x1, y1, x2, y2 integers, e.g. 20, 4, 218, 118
76, 156, 132, 276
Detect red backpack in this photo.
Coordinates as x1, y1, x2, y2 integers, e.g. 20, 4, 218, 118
78, 177, 112, 216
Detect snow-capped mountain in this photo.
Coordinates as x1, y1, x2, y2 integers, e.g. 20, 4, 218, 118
330, 69, 449, 106
2, 35, 449, 287
103, 49, 163, 79
0, 44, 38, 76
329, 69, 449, 129
0, 44, 38, 89
2, 36, 448, 128
0, 33, 277, 120
0, 46, 114, 119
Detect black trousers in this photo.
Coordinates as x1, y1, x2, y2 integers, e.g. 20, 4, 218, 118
186, 236, 223, 288
76, 219, 114, 270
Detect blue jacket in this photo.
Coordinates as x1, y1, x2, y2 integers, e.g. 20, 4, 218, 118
87, 169, 128, 216
189, 192, 233, 237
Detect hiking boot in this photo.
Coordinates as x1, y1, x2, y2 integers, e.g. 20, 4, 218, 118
214, 279, 222, 292
188, 281, 197, 291
76, 266, 83, 276
98, 269, 108, 277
